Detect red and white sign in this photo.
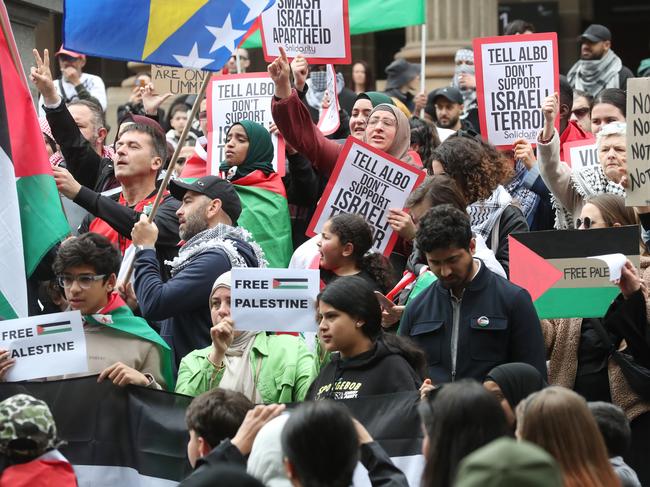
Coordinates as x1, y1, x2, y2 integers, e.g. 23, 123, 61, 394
207, 72, 286, 176
307, 138, 425, 256
260, 0, 351, 64
563, 139, 598, 169
317, 64, 341, 136
474, 32, 559, 148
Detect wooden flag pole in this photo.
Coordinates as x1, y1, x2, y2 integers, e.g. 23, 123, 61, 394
419, 2, 427, 119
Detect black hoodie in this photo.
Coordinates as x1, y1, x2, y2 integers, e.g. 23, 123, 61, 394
307, 338, 422, 400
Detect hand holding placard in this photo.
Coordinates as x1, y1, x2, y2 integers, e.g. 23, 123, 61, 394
291, 54, 309, 91
541, 92, 558, 142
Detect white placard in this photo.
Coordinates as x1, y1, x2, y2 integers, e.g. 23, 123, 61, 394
0, 311, 87, 381
230, 268, 320, 332
307, 138, 425, 256
207, 73, 286, 176
260, 0, 351, 64
474, 33, 558, 148
626, 77, 650, 206
564, 140, 598, 169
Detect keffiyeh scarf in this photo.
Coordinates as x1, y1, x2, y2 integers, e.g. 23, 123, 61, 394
505, 160, 540, 221
567, 49, 622, 96
468, 185, 512, 240
453, 48, 478, 112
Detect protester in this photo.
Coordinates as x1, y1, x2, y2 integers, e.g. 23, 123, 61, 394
409, 117, 440, 169
175, 271, 316, 403
349, 60, 375, 93
246, 415, 292, 487
516, 387, 622, 487
218, 120, 293, 267
166, 104, 196, 149
225, 48, 250, 74
429, 135, 527, 275
399, 205, 546, 383
451, 48, 478, 123
589, 402, 642, 487
116, 73, 165, 122
503, 19, 535, 35
419, 380, 509, 487
383, 58, 425, 114
571, 89, 594, 134
132, 175, 265, 364
429, 87, 474, 132
567, 24, 634, 96
0, 394, 77, 486
483, 363, 547, 430
537, 90, 627, 229
37, 46, 106, 116
591, 88, 627, 134
307, 276, 424, 400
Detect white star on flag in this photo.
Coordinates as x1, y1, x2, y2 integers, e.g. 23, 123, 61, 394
173, 43, 214, 69
241, 0, 270, 24
206, 14, 247, 54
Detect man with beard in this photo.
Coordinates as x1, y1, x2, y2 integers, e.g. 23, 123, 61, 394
398, 205, 546, 384
567, 24, 634, 97
131, 176, 266, 364
429, 87, 475, 132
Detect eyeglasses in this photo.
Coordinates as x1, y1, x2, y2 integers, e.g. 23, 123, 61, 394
57, 274, 106, 289
576, 216, 596, 229
229, 55, 248, 61
571, 107, 590, 118
58, 54, 79, 63
367, 116, 396, 127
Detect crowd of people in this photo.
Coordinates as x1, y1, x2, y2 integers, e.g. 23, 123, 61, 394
0, 15, 649, 487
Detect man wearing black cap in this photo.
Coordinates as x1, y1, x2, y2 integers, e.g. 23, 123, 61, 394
383, 58, 425, 114
131, 175, 265, 364
428, 86, 476, 132
567, 24, 634, 96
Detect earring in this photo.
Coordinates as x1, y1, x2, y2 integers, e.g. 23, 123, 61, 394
356, 321, 363, 327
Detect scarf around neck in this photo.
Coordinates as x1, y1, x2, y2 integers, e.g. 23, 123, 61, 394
468, 185, 512, 240
219, 331, 263, 403
305, 71, 345, 111
219, 120, 274, 181
567, 49, 622, 96
165, 223, 267, 276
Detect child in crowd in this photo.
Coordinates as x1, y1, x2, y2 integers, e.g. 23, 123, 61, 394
166, 104, 196, 149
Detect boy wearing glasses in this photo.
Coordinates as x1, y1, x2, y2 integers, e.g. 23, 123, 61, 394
0, 233, 173, 389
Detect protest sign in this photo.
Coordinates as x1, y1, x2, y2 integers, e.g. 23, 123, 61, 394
307, 138, 425, 256
207, 73, 286, 176
230, 268, 320, 332
317, 64, 341, 136
563, 139, 598, 169
260, 0, 352, 64
151, 64, 210, 95
626, 77, 650, 206
474, 32, 559, 148
0, 310, 87, 381
509, 226, 639, 318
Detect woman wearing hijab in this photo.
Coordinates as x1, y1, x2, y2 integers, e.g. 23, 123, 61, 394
269, 48, 414, 178
483, 362, 547, 430
220, 120, 293, 267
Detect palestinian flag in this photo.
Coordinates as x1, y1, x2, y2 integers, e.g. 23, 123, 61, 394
243, 0, 425, 48
85, 293, 175, 389
273, 278, 309, 289
233, 169, 293, 268
0, 3, 69, 319
509, 226, 640, 319
0, 377, 423, 486
37, 321, 73, 335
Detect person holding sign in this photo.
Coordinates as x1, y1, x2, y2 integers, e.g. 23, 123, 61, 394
0, 234, 173, 389
307, 276, 425, 400
219, 121, 293, 268
270, 48, 415, 179
175, 271, 316, 404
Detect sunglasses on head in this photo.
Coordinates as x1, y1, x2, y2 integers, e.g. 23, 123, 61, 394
576, 216, 594, 229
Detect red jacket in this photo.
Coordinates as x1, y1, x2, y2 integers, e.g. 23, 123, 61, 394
559, 120, 593, 161
0, 459, 77, 487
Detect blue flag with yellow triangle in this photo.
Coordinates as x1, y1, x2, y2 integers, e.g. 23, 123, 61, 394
63, 0, 275, 70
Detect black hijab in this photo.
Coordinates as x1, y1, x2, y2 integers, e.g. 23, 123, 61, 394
485, 363, 547, 410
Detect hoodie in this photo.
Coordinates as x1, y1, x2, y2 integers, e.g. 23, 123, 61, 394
307, 338, 422, 400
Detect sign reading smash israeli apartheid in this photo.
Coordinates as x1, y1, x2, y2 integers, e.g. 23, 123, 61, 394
207, 73, 286, 176
0, 311, 87, 381
260, 0, 351, 64
307, 138, 425, 256
509, 226, 640, 318
151, 64, 210, 95
625, 77, 650, 206
563, 139, 598, 169
231, 268, 320, 332
474, 32, 559, 148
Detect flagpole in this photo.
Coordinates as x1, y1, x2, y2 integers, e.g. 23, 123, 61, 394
419, 2, 426, 118
120, 73, 212, 284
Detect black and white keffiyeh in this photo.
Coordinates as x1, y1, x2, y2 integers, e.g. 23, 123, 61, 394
567, 49, 622, 96
468, 185, 512, 240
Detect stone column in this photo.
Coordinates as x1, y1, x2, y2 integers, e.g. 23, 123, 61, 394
397, 0, 498, 91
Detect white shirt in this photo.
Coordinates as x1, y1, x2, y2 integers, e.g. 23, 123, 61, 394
38, 72, 107, 116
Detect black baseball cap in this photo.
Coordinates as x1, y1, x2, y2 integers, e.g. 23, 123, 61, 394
432, 87, 464, 105
579, 24, 611, 43
169, 176, 242, 224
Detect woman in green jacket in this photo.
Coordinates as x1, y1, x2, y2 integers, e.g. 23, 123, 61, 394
175, 271, 317, 403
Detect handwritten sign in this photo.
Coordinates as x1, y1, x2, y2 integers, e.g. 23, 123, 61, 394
474, 32, 559, 148
307, 138, 425, 256
260, 0, 351, 64
230, 268, 320, 332
563, 139, 598, 169
626, 77, 650, 206
207, 73, 286, 176
0, 311, 87, 381
151, 65, 210, 95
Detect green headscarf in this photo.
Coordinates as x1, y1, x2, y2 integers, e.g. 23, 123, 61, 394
355, 91, 395, 107
219, 120, 275, 180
